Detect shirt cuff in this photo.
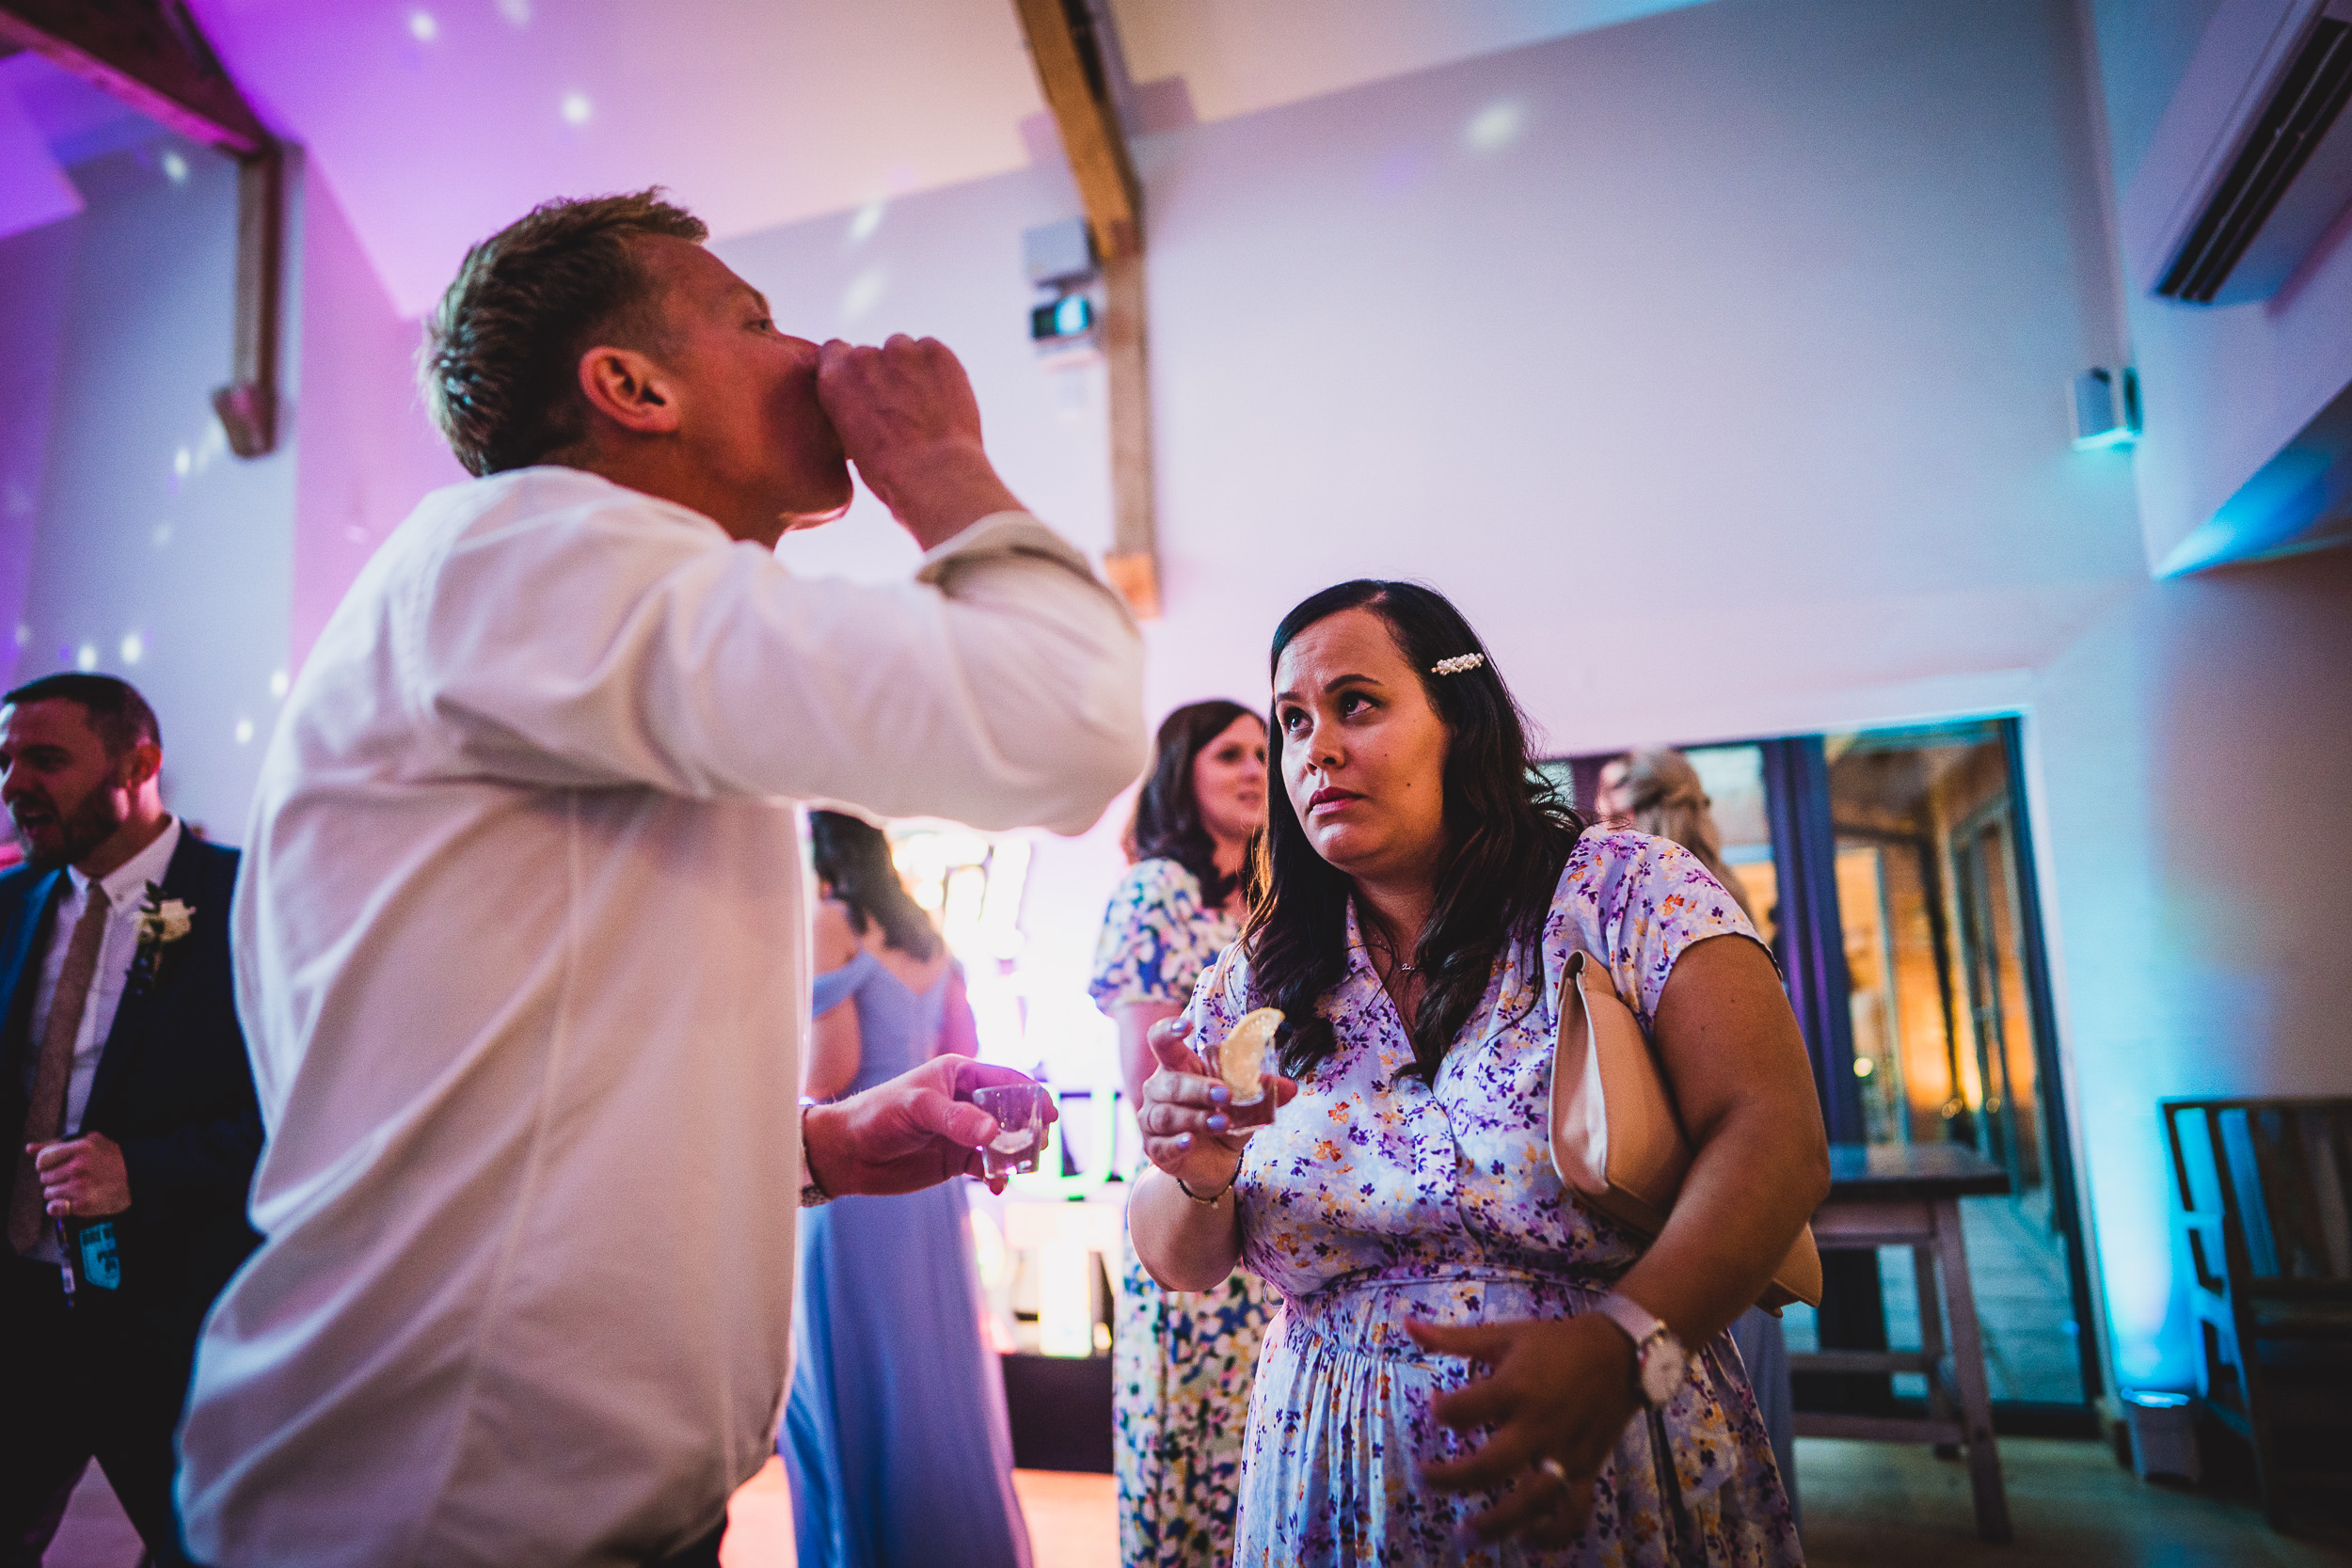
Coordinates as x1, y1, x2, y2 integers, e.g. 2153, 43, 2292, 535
914, 511, 1130, 613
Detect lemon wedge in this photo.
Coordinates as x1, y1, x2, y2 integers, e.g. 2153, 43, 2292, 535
1217, 1007, 1284, 1102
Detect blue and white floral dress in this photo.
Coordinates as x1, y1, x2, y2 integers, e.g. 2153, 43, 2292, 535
1091, 858, 1279, 1566
1184, 829, 1804, 1567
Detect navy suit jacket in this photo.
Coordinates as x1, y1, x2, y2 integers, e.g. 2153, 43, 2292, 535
0, 832, 262, 1344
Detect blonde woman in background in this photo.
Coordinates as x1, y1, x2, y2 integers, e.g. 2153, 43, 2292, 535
1595, 747, 1799, 1518
1594, 750, 1756, 921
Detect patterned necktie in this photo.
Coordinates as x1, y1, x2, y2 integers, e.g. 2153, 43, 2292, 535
9, 883, 112, 1254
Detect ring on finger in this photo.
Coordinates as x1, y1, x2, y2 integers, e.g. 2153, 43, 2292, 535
1535, 1456, 1569, 1489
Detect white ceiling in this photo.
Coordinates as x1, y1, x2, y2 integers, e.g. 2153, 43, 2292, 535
7, 0, 1711, 316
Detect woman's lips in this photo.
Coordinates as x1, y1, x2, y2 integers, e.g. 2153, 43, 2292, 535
1307, 787, 1360, 814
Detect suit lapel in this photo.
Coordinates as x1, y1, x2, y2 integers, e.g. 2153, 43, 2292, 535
84, 834, 202, 1127
0, 868, 66, 1053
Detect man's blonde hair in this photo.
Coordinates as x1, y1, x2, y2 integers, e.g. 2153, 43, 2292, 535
420, 189, 707, 477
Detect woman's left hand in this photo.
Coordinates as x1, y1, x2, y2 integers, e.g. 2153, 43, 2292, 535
1408, 1312, 1645, 1546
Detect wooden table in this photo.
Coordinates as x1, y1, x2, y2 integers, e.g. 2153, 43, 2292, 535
1790, 1143, 2014, 1543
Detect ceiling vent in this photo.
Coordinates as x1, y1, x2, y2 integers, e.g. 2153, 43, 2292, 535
2123, 0, 2352, 306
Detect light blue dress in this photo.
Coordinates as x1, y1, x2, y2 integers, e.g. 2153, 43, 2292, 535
783, 947, 1034, 1568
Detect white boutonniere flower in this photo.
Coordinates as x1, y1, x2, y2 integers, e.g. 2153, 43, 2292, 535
136, 897, 195, 947
129, 881, 195, 994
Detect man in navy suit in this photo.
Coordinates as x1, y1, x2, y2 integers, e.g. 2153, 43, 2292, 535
0, 673, 259, 1567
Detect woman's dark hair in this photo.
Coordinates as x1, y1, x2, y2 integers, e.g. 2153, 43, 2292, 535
1131, 699, 1261, 907
809, 811, 939, 960
1243, 580, 1585, 1086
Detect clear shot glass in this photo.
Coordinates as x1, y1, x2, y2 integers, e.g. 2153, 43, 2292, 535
1200, 1039, 1278, 1132
973, 1082, 1050, 1177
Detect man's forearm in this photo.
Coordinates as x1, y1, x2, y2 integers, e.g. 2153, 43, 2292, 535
886, 444, 1025, 552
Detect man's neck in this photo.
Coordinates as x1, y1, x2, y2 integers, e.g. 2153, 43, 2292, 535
76, 810, 172, 884
559, 451, 803, 549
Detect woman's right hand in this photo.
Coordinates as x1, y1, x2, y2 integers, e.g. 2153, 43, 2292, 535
1136, 1015, 1295, 1194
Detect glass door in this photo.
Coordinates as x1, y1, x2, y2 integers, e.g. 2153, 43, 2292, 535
1560, 720, 2099, 1421
1808, 719, 2095, 1417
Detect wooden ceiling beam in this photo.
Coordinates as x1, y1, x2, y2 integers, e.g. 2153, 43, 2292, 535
1013, 0, 1141, 261
0, 0, 268, 155
0, 0, 281, 457
1014, 0, 1159, 617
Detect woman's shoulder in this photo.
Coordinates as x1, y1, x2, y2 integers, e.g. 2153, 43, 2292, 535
1108, 857, 1205, 914
1559, 824, 1698, 894
1551, 826, 1758, 1017
1550, 824, 1748, 940
812, 897, 862, 969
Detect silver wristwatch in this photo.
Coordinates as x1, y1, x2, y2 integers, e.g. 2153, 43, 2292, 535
1595, 1291, 1690, 1408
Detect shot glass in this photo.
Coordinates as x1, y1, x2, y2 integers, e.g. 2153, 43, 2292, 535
973, 1082, 1050, 1177
1200, 1039, 1279, 1132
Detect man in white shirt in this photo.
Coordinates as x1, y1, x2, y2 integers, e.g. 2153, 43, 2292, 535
176, 191, 1149, 1567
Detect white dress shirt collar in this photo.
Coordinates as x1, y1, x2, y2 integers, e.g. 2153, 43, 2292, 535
66, 816, 183, 911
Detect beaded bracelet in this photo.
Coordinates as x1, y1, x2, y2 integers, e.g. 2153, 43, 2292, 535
1176, 1155, 1245, 1206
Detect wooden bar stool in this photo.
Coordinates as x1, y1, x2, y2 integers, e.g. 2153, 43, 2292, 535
1790, 1144, 2014, 1543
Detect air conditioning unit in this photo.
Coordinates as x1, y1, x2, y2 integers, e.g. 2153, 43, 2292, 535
2121, 0, 2352, 306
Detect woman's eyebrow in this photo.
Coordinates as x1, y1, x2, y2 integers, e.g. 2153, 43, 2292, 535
1274, 672, 1383, 705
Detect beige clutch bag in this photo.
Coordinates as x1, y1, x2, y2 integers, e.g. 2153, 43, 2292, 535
1549, 949, 1823, 1312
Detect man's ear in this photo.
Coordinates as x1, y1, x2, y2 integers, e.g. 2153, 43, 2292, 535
577, 345, 681, 436
119, 739, 163, 792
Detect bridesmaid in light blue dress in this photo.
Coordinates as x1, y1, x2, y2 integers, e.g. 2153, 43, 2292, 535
783, 812, 1032, 1568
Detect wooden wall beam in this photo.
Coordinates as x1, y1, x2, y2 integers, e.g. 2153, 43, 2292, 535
0, 0, 282, 456
1014, 0, 1159, 616
1100, 252, 1158, 617
212, 144, 283, 458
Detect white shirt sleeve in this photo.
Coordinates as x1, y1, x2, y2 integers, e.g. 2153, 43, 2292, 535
402, 481, 1148, 834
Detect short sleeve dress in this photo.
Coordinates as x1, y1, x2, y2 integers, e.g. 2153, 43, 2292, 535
1090, 859, 1281, 1567
1184, 829, 1804, 1567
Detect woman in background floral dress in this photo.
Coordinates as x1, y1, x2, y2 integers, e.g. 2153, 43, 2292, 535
1090, 699, 1272, 1565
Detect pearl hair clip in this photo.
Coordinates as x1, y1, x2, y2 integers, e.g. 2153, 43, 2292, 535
1432, 654, 1486, 676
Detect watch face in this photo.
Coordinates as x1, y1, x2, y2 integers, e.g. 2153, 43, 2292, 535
1641, 1335, 1690, 1406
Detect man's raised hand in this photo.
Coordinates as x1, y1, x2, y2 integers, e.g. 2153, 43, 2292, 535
816, 336, 1025, 550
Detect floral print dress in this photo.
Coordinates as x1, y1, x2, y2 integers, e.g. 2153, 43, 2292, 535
1184, 829, 1804, 1568
1091, 859, 1280, 1566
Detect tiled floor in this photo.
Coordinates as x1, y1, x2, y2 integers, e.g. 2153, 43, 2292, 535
1784, 1191, 2089, 1405
1799, 1436, 2351, 1567
50, 1437, 2348, 1567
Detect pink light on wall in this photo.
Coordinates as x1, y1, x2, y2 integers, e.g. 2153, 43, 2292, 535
289, 155, 464, 671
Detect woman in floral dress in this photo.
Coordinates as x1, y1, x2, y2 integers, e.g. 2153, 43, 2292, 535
1128, 582, 1829, 1566
1090, 700, 1276, 1565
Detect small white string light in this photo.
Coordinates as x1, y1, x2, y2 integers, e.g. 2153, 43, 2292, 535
1431, 653, 1486, 676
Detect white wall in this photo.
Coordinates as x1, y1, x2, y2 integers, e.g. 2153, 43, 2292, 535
1128, 0, 2145, 750
288, 159, 464, 667
0, 213, 77, 678
2031, 550, 2352, 1385
8, 135, 295, 838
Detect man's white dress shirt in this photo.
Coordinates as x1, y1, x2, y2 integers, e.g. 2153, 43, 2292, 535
177, 467, 1145, 1568
15, 818, 182, 1266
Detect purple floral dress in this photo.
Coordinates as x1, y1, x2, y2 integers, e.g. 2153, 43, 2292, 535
1184, 830, 1804, 1567
1092, 860, 1279, 1566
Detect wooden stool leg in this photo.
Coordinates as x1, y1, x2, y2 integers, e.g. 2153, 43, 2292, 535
1915, 1241, 1959, 1460
1933, 1196, 2011, 1543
